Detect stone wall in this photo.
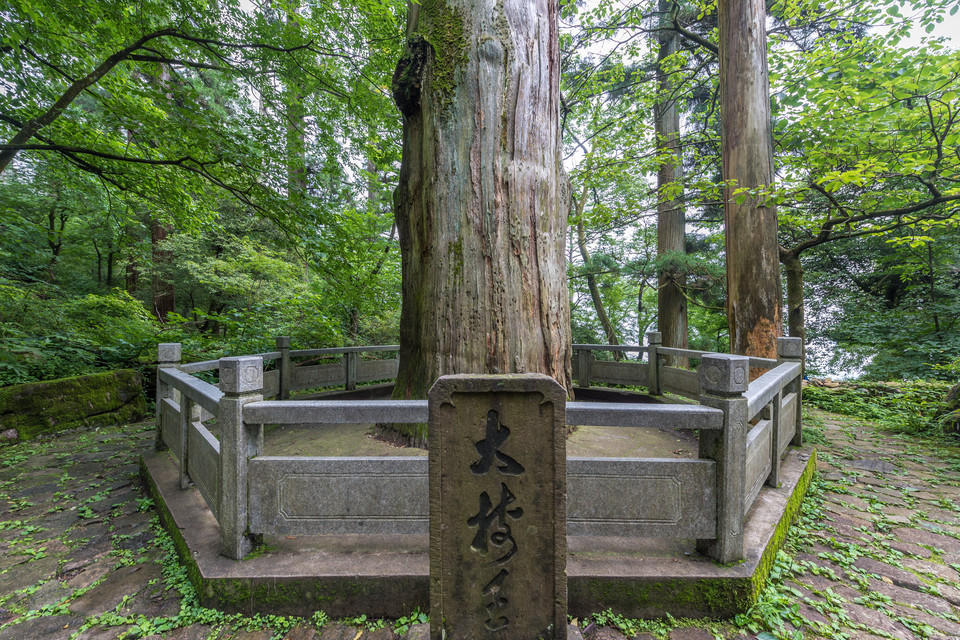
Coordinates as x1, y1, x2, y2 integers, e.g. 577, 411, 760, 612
0, 369, 147, 441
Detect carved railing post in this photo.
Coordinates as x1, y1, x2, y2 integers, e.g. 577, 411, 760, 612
178, 396, 201, 490
345, 350, 358, 391
646, 331, 662, 395
576, 348, 592, 388
697, 353, 749, 564
276, 336, 291, 400
217, 356, 263, 560
778, 337, 803, 447
155, 343, 181, 452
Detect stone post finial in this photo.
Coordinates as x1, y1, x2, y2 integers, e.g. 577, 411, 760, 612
777, 337, 803, 360
646, 332, 663, 395
698, 354, 749, 397
157, 343, 182, 364
219, 356, 263, 395
275, 337, 292, 400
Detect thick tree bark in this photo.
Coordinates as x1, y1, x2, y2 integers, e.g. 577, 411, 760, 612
45, 203, 66, 283
94, 241, 103, 284
390, 0, 572, 442
106, 248, 116, 287
655, 0, 688, 368
719, 0, 782, 363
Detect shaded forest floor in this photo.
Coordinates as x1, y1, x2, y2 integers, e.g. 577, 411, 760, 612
1, 409, 960, 639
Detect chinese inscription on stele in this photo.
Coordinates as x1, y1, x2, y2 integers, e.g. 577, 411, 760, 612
429, 374, 567, 640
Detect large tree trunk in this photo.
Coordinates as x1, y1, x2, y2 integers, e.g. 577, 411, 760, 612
390, 0, 572, 443
719, 0, 782, 363
655, 0, 688, 368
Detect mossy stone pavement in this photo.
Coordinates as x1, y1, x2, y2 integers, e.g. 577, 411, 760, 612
2, 410, 960, 639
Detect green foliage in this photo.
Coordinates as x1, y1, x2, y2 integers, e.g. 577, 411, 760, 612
804, 381, 953, 435
0, 0, 406, 387
804, 229, 960, 380
0, 281, 157, 385
393, 608, 428, 634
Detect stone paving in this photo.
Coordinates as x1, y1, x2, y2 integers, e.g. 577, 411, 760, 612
0, 410, 959, 639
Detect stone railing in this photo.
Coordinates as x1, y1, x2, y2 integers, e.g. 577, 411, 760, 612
154, 336, 803, 564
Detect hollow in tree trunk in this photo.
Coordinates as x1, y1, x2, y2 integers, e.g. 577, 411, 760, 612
390, 0, 572, 444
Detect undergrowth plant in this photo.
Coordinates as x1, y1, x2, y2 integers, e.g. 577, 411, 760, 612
804, 381, 952, 435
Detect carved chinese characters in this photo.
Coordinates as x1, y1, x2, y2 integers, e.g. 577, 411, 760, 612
429, 375, 566, 640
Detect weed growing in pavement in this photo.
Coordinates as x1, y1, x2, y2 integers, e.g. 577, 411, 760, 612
586, 609, 727, 639
393, 608, 427, 635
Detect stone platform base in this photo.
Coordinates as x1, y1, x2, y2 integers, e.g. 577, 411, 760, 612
141, 447, 816, 619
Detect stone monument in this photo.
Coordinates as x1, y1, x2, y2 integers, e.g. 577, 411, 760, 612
429, 374, 567, 639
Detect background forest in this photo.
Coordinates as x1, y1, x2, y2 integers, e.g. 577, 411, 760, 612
1, 0, 958, 389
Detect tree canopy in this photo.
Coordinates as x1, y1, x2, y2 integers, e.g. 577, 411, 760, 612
1, 0, 957, 385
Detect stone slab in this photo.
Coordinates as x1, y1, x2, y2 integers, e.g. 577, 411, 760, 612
744, 419, 772, 510
429, 374, 567, 640
248, 457, 429, 535
357, 359, 400, 383
660, 366, 700, 400
0, 614, 85, 640
590, 361, 648, 387
187, 421, 220, 518
68, 562, 163, 615
291, 363, 344, 391
566, 458, 715, 538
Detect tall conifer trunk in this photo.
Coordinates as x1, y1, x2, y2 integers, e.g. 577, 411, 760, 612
390, 0, 572, 442
719, 0, 783, 363
655, 0, 688, 367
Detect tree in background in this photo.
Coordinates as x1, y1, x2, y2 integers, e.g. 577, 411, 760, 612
0, 0, 407, 382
